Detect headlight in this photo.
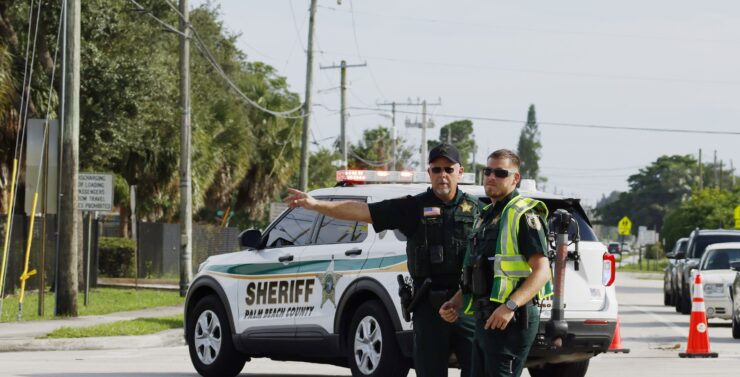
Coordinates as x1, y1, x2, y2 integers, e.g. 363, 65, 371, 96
198, 258, 211, 273
703, 283, 725, 296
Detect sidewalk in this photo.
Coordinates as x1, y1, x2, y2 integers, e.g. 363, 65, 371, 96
0, 304, 185, 352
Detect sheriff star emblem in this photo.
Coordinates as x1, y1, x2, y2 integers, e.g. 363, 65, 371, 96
318, 258, 343, 308
459, 201, 472, 213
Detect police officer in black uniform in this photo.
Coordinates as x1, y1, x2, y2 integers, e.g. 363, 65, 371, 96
285, 144, 482, 377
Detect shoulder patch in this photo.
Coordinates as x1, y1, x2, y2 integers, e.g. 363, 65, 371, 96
526, 213, 542, 231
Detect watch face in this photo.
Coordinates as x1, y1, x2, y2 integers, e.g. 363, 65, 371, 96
506, 299, 517, 311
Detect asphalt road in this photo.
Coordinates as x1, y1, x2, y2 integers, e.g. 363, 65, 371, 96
0, 272, 738, 377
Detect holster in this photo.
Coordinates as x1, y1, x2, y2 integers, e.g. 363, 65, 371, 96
461, 265, 473, 294
471, 254, 493, 297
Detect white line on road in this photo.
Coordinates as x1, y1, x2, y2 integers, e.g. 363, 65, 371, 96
624, 304, 686, 337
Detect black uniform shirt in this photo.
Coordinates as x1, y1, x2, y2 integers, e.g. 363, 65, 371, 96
368, 186, 472, 237
478, 189, 548, 260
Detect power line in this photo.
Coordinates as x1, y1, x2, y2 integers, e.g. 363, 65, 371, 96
347, 0, 386, 100
347, 106, 740, 136
132, 0, 305, 118
318, 52, 740, 87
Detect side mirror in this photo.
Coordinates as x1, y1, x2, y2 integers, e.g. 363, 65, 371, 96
674, 251, 685, 259
730, 261, 740, 272
666, 252, 675, 259
239, 229, 262, 249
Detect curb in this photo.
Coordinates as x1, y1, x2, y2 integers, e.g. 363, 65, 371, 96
0, 329, 185, 353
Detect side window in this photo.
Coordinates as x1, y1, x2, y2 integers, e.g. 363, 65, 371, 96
314, 198, 368, 245
264, 207, 317, 248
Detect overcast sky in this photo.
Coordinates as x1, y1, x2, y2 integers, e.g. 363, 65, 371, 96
190, 0, 740, 206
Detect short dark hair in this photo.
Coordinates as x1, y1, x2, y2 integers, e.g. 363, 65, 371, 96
487, 149, 521, 169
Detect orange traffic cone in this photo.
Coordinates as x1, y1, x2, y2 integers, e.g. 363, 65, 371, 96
679, 273, 718, 358
606, 316, 630, 353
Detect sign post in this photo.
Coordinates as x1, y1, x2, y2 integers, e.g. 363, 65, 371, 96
735, 205, 740, 230
77, 173, 113, 305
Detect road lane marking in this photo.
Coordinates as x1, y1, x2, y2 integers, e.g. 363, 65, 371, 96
624, 304, 685, 337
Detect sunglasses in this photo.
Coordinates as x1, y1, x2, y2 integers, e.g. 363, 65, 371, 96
430, 166, 456, 174
483, 167, 517, 178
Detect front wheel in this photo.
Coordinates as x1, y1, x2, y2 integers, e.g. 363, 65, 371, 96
187, 295, 246, 377
346, 300, 409, 377
732, 310, 740, 339
528, 359, 590, 377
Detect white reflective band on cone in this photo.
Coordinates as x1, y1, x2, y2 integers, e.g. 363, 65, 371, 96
692, 301, 706, 312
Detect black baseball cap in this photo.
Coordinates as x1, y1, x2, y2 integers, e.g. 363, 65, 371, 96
428, 143, 461, 164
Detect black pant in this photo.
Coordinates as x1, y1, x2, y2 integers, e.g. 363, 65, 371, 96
412, 298, 479, 377
470, 305, 539, 377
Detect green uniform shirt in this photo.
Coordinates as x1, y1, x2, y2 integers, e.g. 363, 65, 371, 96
470, 189, 547, 261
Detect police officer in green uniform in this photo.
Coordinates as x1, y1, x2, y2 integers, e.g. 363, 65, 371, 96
285, 144, 482, 377
439, 149, 553, 377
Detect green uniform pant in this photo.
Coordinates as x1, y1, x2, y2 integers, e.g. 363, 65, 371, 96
470, 305, 539, 377
412, 299, 479, 377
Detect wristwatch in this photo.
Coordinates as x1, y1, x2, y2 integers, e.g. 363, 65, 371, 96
504, 298, 519, 311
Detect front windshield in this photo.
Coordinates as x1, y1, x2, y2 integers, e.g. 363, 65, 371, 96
700, 249, 740, 270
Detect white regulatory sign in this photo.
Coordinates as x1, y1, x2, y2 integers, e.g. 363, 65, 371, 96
78, 173, 114, 211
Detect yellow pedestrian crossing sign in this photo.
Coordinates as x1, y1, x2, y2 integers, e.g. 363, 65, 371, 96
735, 205, 740, 230
618, 216, 632, 235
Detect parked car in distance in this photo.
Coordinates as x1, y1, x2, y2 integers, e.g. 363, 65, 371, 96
674, 229, 740, 314
731, 261, 740, 339
664, 237, 689, 306
607, 242, 621, 255
692, 243, 740, 320
621, 243, 632, 253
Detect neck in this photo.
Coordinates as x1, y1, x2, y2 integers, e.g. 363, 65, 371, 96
434, 186, 457, 203
489, 188, 515, 205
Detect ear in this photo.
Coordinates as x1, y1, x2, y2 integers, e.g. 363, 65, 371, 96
458, 164, 464, 177
513, 171, 521, 184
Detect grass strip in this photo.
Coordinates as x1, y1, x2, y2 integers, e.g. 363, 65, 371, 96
42, 314, 183, 338
1, 288, 184, 322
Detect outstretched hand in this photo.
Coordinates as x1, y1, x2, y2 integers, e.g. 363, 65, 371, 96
283, 188, 317, 209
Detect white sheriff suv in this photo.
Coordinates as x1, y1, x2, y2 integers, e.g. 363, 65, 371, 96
184, 171, 618, 377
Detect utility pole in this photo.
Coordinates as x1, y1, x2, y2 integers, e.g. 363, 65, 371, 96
698, 149, 703, 190
714, 150, 718, 188
731, 160, 736, 189
299, 0, 318, 192
377, 101, 399, 169
320, 60, 366, 169
178, 0, 192, 297
400, 98, 441, 170
56, 0, 80, 317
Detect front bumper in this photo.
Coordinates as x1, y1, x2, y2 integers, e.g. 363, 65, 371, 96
704, 296, 733, 319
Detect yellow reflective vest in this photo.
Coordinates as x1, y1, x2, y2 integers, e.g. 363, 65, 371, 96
464, 195, 553, 314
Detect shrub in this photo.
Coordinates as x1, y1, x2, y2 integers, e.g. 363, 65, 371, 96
645, 243, 665, 260
98, 237, 136, 277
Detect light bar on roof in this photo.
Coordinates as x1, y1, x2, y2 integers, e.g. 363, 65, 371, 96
336, 170, 476, 185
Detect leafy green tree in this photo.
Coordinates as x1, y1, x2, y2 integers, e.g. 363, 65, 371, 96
308, 148, 340, 190
517, 104, 542, 180
595, 155, 699, 231
427, 120, 476, 171
348, 126, 415, 170
663, 188, 740, 248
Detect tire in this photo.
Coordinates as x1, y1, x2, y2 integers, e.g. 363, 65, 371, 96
732, 310, 740, 339
528, 360, 590, 377
346, 300, 409, 377
187, 295, 246, 377
679, 287, 691, 315
663, 288, 671, 306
